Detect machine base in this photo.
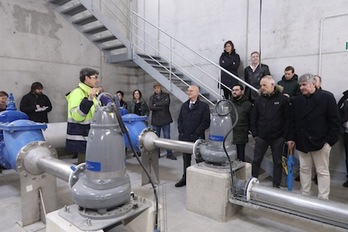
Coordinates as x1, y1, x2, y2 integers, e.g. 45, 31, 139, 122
186, 162, 251, 222
46, 197, 162, 232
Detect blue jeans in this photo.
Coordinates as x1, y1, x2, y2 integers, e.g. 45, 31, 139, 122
152, 124, 173, 156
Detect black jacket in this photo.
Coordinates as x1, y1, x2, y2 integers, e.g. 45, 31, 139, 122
20, 92, 52, 123
250, 86, 289, 140
287, 89, 341, 152
244, 64, 270, 101
277, 74, 300, 101
219, 51, 240, 88
178, 98, 210, 142
231, 95, 252, 144
149, 91, 173, 126
338, 90, 348, 131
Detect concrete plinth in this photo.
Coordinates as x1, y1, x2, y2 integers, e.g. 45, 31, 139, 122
186, 162, 251, 222
46, 200, 162, 232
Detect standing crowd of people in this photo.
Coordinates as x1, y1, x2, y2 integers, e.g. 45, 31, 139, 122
1, 41, 347, 200
219, 40, 348, 200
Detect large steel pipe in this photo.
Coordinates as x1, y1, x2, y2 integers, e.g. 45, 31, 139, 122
250, 183, 348, 227
153, 138, 194, 154
22, 142, 73, 182
140, 129, 194, 154
37, 156, 73, 182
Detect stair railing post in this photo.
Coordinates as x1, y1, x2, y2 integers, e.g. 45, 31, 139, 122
130, 9, 134, 56
169, 37, 173, 91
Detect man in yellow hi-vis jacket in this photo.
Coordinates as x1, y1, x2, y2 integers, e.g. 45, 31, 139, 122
66, 68, 100, 164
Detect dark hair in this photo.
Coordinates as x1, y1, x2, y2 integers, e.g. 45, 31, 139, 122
284, 66, 295, 73
0, 91, 8, 98
232, 83, 244, 91
250, 51, 260, 56
31, 82, 43, 92
132, 89, 142, 99
79, 68, 99, 82
224, 40, 235, 54
116, 90, 124, 97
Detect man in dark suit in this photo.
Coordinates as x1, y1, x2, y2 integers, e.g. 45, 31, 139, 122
287, 73, 340, 200
175, 85, 211, 187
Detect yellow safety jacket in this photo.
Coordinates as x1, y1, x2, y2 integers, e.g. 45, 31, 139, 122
65, 83, 98, 153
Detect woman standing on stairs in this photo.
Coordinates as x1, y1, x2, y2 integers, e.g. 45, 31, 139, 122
219, 40, 240, 100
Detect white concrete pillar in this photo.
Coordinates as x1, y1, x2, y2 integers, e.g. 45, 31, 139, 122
186, 163, 251, 222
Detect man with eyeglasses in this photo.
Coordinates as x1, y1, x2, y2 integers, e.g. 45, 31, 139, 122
66, 67, 100, 164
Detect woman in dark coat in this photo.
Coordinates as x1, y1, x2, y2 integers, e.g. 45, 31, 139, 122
219, 40, 240, 99
127, 89, 149, 116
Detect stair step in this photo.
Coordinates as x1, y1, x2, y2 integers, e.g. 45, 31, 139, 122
145, 59, 169, 66
201, 93, 210, 99
93, 35, 117, 43
62, 4, 86, 16
49, 0, 71, 6
171, 79, 192, 85
73, 15, 97, 26
138, 54, 161, 60
151, 64, 176, 72
160, 71, 183, 77
83, 25, 108, 35
102, 44, 126, 51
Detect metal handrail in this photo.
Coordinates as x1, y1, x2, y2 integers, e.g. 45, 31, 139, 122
130, 25, 221, 100
132, 12, 259, 93
98, 0, 259, 104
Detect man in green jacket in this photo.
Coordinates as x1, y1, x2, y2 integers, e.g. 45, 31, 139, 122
231, 84, 252, 162
277, 66, 300, 101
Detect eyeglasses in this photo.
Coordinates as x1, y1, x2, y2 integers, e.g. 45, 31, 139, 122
89, 75, 99, 80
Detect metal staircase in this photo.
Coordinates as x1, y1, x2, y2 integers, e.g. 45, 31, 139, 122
48, 0, 254, 105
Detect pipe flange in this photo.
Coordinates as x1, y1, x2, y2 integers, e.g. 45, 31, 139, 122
138, 127, 158, 151
16, 141, 57, 175
69, 163, 86, 188
192, 139, 204, 160
245, 177, 259, 201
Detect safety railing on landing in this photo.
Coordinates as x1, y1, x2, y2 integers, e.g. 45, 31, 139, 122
99, 0, 258, 105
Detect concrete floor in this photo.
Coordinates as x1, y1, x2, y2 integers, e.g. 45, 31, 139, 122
0, 152, 347, 232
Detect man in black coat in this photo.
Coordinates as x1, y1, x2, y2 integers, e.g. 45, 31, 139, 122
149, 82, 176, 160
287, 73, 340, 200
338, 90, 348, 187
244, 51, 270, 103
20, 82, 52, 123
175, 85, 211, 187
250, 75, 289, 188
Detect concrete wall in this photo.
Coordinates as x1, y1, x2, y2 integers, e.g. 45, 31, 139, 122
136, 0, 348, 175
0, 0, 148, 123
1, 0, 348, 174
138, 0, 348, 97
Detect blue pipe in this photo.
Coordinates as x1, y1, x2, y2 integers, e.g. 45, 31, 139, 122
122, 114, 148, 152
0, 94, 147, 169
0, 93, 29, 169
0, 120, 47, 170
